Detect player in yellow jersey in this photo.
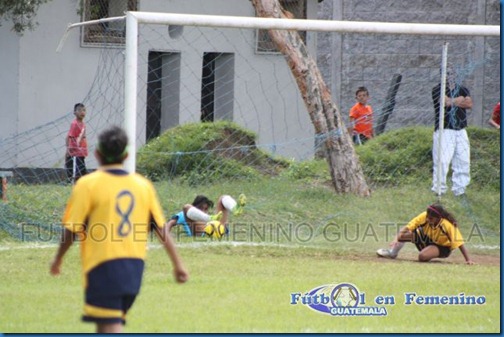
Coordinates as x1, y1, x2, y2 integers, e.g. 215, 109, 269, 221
376, 203, 474, 264
50, 126, 188, 333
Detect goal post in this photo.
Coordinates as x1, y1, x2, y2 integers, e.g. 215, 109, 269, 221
1, 7, 499, 242
122, 11, 499, 173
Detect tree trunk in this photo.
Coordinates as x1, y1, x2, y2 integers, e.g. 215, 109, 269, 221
252, 0, 370, 196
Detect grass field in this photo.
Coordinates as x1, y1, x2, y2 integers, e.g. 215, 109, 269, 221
0, 174, 500, 333
0, 242, 499, 333
0, 126, 500, 333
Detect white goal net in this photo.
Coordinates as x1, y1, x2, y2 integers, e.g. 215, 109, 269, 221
0, 8, 499, 242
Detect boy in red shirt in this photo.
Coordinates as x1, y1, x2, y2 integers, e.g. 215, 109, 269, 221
349, 86, 374, 145
488, 102, 500, 129
65, 103, 88, 183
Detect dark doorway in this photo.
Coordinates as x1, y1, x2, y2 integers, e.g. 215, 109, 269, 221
146, 51, 181, 141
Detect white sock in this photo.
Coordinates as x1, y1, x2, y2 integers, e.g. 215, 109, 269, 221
186, 207, 211, 222
221, 195, 237, 211
391, 242, 405, 255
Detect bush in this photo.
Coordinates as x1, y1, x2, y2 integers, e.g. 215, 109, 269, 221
356, 126, 500, 190
137, 121, 288, 182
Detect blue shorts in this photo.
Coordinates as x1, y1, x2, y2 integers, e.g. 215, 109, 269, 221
413, 227, 452, 258
83, 294, 137, 324
82, 258, 144, 324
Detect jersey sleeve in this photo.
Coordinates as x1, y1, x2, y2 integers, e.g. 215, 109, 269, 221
405, 212, 427, 231
171, 211, 186, 224
147, 182, 167, 230
460, 86, 471, 98
62, 181, 92, 233
442, 220, 465, 250
349, 105, 358, 119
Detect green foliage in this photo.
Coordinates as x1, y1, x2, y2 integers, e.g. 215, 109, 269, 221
137, 121, 288, 182
466, 127, 500, 190
280, 158, 329, 181
356, 127, 433, 186
357, 126, 500, 190
0, 0, 50, 34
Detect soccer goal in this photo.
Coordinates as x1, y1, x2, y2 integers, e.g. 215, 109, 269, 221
0, 7, 499, 241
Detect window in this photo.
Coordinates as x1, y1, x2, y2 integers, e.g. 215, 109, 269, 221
200, 53, 235, 122
256, 0, 306, 54
81, 0, 137, 46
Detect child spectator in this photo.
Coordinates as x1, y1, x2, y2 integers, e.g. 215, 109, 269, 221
349, 86, 374, 145
65, 103, 88, 183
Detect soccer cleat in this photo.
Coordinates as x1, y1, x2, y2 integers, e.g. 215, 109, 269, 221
376, 248, 397, 259
210, 211, 223, 222
233, 193, 247, 216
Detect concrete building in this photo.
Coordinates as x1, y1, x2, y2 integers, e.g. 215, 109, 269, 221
0, 0, 320, 170
0, 0, 499, 172
317, 0, 500, 130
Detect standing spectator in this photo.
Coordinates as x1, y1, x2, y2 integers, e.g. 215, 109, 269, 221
66, 103, 88, 183
349, 86, 374, 145
488, 102, 500, 129
431, 65, 472, 196
50, 126, 188, 333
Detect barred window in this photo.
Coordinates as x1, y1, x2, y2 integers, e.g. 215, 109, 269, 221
81, 0, 137, 46
256, 0, 307, 54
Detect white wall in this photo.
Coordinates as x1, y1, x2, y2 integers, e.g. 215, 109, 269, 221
1, 0, 320, 168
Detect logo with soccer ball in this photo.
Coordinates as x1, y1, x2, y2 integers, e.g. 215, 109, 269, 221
290, 282, 388, 316
204, 220, 226, 239
331, 284, 359, 307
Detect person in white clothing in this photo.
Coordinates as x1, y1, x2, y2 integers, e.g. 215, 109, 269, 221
431, 65, 472, 197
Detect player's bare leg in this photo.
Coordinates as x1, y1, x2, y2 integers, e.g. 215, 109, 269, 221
418, 245, 440, 262
97, 322, 123, 333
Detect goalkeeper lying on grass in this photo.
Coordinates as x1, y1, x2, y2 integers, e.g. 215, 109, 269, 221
167, 194, 246, 237
376, 203, 474, 265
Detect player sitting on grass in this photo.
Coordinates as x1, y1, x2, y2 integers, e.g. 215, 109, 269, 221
167, 193, 246, 237
376, 203, 474, 265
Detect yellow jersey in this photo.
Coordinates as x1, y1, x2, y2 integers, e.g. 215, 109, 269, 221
406, 211, 464, 250
62, 166, 166, 289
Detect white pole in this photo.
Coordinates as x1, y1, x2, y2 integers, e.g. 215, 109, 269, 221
56, 16, 126, 53
436, 43, 449, 198
130, 12, 500, 37
124, 12, 138, 173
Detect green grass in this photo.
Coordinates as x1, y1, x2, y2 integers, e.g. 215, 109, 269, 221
0, 178, 500, 333
0, 125, 500, 332
0, 242, 499, 333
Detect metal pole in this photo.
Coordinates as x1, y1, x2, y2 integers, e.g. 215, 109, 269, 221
124, 12, 138, 173
436, 43, 449, 198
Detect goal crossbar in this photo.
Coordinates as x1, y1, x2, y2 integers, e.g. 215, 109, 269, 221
130, 11, 500, 37
54, 11, 497, 172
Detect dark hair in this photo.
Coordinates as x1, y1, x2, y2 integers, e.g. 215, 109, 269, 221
192, 195, 214, 209
97, 126, 129, 164
74, 103, 85, 112
355, 86, 368, 96
427, 203, 458, 227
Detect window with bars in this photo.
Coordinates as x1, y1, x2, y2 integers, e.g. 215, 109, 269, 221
81, 0, 137, 46
256, 0, 307, 54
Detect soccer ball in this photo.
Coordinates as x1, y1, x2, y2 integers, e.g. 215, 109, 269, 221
204, 220, 226, 239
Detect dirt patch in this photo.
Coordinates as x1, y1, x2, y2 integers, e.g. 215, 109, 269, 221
370, 252, 500, 266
